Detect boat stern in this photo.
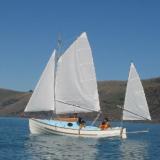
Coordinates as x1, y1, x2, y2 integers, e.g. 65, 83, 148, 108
121, 128, 127, 139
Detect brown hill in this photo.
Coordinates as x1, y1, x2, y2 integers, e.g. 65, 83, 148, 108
0, 77, 160, 121
0, 89, 31, 116
98, 77, 160, 121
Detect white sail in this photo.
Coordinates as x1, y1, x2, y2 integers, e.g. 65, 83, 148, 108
25, 50, 56, 112
55, 32, 100, 114
123, 63, 151, 120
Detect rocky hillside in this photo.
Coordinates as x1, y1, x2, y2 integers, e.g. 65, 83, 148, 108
0, 77, 160, 121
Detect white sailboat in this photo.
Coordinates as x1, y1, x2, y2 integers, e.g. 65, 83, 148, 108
24, 32, 127, 138
123, 63, 151, 121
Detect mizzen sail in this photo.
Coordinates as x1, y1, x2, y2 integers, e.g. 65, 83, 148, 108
123, 63, 151, 120
25, 50, 56, 112
55, 32, 100, 114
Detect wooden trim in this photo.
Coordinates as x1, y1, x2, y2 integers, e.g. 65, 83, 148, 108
54, 117, 78, 122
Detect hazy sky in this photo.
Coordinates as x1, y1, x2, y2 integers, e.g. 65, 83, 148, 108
0, 0, 160, 91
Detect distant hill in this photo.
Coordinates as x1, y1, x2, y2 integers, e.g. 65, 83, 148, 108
0, 89, 31, 116
98, 77, 160, 122
0, 77, 160, 121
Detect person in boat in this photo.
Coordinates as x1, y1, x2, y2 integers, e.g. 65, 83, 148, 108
99, 118, 111, 130
77, 117, 86, 128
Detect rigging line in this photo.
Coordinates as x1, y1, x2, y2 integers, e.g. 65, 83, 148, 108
55, 99, 99, 112
57, 32, 82, 57
91, 111, 102, 126
116, 105, 151, 121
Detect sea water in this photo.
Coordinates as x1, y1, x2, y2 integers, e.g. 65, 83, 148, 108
0, 117, 160, 160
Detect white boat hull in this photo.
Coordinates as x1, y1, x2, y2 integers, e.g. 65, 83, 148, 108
29, 118, 127, 138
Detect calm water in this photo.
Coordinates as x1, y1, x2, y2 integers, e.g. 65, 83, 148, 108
0, 117, 160, 160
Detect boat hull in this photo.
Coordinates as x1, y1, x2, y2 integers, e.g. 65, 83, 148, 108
29, 118, 127, 138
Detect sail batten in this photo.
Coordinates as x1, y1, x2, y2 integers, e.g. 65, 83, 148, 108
123, 63, 151, 120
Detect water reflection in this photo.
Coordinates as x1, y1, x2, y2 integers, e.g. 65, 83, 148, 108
120, 139, 149, 160
0, 118, 158, 160
24, 134, 150, 160
24, 122, 151, 160
25, 135, 98, 160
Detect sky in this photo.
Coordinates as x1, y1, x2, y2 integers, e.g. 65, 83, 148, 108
0, 0, 160, 91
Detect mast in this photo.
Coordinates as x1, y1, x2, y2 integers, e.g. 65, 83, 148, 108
53, 33, 62, 116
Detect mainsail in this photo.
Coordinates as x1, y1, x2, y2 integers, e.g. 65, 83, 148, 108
123, 63, 151, 120
25, 32, 100, 114
55, 32, 100, 114
25, 50, 56, 112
